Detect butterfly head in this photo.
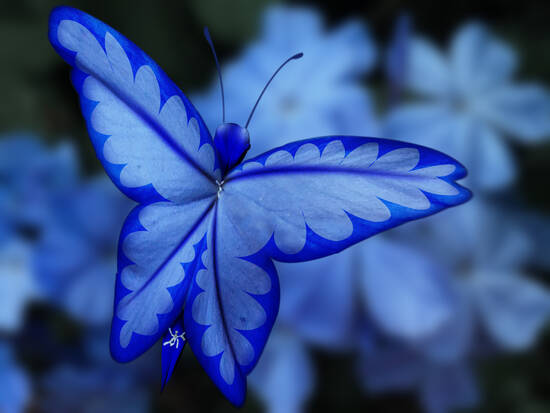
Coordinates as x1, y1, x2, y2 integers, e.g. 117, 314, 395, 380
213, 123, 250, 174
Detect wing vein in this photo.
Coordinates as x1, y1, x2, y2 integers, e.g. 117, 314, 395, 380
211, 202, 242, 377
119, 197, 216, 311
226, 165, 454, 184
80, 68, 215, 183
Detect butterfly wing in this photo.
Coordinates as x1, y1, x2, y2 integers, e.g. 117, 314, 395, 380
49, 6, 220, 203
183, 136, 470, 406
183, 209, 279, 406
224, 136, 471, 260
49, 7, 220, 362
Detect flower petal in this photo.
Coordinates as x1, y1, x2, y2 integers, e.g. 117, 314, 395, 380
478, 84, 550, 141
360, 238, 455, 341
407, 37, 451, 97
450, 22, 517, 94
473, 272, 550, 350
249, 330, 313, 413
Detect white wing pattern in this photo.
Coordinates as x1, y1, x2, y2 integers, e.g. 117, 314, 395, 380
188, 220, 273, 381
55, 18, 219, 203
116, 200, 214, 349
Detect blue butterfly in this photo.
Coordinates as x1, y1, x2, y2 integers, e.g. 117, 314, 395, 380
48, 6, 471, 406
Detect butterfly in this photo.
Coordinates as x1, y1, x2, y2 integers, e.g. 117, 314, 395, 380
49, 6, 471, 406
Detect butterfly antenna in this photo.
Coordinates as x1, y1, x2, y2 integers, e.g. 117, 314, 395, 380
204, 27, 225, 123
245, 52, 303, 128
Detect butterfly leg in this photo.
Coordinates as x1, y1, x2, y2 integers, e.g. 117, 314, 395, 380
161, 315, 187, 391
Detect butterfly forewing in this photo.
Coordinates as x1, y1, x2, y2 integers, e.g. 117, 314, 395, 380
49, 6, 220, 204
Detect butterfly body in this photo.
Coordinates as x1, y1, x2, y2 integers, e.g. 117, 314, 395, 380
49, 6, 472, 407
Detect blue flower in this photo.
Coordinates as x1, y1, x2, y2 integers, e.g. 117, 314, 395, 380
0, 134, 78, 332
402, 200, 550, 355
385, 14, 412, 105
249, 327, 313, 413
360, 199, 550, 412
0, 241, 37, 333
194, 5, 379, 158
359, 280, 478, 413
430, 200, 549, 348
360, 343, 479, 413
357, 237, 457, 343
0, 342, 30, 413
278, 236, 457, 350
384, 22, 550, 190
34, 176, 133, 326
0, 134, 77, 243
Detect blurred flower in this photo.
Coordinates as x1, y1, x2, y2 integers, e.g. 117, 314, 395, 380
386, 14, 412, 105
0, 240, 36, 332
384, 22, 550, 190
358, 237, 457, 343
360, 200, 550, 412
0, 134, 77, 243
360, 342, 479, 413
278, 236, 457, 350
0, 342, 30, 413
83, 329, 158, 382
277, 247, 360, 350
401, 200, 550, 352
249, 328, 313, 413
194, 4, 379, 158
34, 176, 133, 326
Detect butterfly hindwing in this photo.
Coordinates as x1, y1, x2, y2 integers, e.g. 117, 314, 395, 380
183, 205, 280, 406
111, 200, 214, 362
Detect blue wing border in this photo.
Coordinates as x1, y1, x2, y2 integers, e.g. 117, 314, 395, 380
228, 135, 472, 263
